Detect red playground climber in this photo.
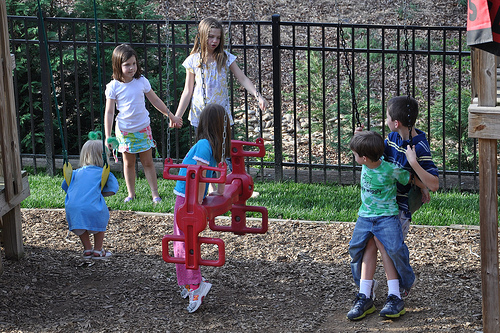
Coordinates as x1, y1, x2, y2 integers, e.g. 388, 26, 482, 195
162, 138, 268, 270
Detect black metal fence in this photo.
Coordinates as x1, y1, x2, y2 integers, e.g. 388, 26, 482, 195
8, 14, 477, 190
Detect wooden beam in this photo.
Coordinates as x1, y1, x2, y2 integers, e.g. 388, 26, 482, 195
470, 48, 500, 333
0, 0, 22, 202
468, 104, 500, 139
476, 50, 497, 107
0, 0, 27, 263
479, 139, 500, 332
0, 172, 30, 217
2, 205, 24, 260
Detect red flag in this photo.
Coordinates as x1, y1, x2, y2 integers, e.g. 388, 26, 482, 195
467, 0, 500, 55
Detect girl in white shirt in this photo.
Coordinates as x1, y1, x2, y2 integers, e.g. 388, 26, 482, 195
173, 17, 269, 129
104, 44, 182, 203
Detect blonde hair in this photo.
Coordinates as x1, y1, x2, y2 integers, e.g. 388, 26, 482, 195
191, 17, 228, 73
111, 44, 142, 82
79, 140, 106, 167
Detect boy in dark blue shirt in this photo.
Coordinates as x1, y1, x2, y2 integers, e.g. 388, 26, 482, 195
348, 96, 439, 320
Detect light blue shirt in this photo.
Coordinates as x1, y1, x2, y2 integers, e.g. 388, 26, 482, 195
62, 165, 119, 232
173, 139, 216, 198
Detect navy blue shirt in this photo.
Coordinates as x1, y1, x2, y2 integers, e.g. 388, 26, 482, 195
384, 129, 439, 213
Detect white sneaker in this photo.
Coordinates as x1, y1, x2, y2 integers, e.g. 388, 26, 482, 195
187, 280, 212, 313
180, 284, 190, 299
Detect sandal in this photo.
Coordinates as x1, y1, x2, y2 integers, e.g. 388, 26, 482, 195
153, 197, 162, 204
82, 249, 93, 259
92, 249, 112, 259
124, 196, 135, 203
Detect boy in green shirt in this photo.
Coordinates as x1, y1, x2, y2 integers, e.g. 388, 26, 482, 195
347, 131, 415, 321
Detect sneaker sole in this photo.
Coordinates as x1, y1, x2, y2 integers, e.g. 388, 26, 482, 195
380, 308, 406, 319
347, 305, 376, 321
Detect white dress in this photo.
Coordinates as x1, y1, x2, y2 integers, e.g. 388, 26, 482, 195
182, 51, 236, 127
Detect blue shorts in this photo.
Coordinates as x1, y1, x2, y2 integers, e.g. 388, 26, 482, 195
349, 215, 415, 290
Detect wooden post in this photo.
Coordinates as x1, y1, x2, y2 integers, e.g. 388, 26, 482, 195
469, 48, 500, 333
0, 0, 22, 200
2, 206, 24, 260
0, 0, 28, 263
479, 138, 499, 331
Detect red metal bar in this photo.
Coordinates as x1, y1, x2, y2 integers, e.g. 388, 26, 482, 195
161, 235, 225, 268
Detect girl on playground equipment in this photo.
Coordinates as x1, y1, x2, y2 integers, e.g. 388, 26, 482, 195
104, 44, 182, 204
173, 17, 269, 129
172, 103, 231, 313
62, 134, 119, 259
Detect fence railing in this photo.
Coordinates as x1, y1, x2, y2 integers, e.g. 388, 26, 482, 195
8, 14, 477, 190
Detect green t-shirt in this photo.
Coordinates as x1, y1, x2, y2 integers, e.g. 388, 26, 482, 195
358, 159, 410, 217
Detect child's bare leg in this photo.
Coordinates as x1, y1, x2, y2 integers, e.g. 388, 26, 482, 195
122, 151, 137, 198
374, 236, 398, 280
139, 149, 160, 200
361, 238, 377, 280
374, 236, 400, 298
78, 231, 92, 251
92, 232, 112, 258
374, 236, 405, 318
93, 231, 105, 251
359, 237, 378, 298
208, 171, 220, 194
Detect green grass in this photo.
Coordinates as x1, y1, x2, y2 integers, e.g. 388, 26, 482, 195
21, 172, 485, 227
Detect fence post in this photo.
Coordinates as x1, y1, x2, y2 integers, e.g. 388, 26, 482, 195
272, 14, 283, 181
37, 11, 55, 176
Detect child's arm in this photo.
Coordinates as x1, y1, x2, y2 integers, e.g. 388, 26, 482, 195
197, 160, 209, 204
229, 62, 269, 111
102, 173, 119, 197
406, 145, 439, 192
104, 98, 116, 149
208, 182, 225, 196
412, 176, 431, 204
145, 89, 183, 127
173, 70, 195, 128
217, 183, 225, 195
